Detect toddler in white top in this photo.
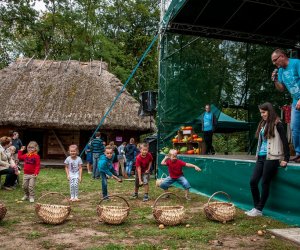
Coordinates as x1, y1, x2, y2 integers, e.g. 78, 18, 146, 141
64, 145, 83, 202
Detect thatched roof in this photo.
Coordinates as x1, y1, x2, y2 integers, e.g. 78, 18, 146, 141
0, 58, 155, 131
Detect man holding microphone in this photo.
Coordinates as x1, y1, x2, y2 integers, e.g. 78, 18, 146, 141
271, 49, 300, 162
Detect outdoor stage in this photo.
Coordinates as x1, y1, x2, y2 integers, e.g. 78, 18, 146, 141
157, 153, 300, 226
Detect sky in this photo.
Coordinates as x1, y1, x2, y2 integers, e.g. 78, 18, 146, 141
33, 1, 46, 12
0, 1, 47, 12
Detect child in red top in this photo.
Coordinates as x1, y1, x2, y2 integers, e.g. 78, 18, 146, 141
18, 141, 40, 203
132, 143, 153, 202
160, 149, 201, 200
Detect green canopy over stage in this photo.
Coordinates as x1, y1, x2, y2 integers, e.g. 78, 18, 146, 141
192, 104, 250, 133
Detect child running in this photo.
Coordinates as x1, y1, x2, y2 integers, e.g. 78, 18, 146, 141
98, 145, 122, 200
160, 149, 201, 200
64, 145, 83, 202
132, 143, 153, 202
18, 141, 41, 203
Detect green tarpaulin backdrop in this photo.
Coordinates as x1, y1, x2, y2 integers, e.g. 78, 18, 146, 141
158, 154, 300, 226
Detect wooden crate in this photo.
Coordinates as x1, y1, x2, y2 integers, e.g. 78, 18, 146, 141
173, 141, 205, 155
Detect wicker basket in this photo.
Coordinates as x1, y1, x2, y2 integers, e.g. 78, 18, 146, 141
97, 195, 130, 225
0, 202, 7, 222
35, 192, 71, 225
153, 192, 185, 226
155, 173, 168, 187
203, 191, 236, 223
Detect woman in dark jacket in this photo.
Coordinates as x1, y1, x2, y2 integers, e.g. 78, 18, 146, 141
245, 102, 289, 217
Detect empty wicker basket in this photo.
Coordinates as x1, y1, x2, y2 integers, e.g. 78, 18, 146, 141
35, 192, 71, 225
203, 191, 236, 223
97, 195, 130, 225
0, 202, 7, 222
153, 192, 185, 226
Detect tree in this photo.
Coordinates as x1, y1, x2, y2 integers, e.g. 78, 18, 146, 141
0, 0, 160, 100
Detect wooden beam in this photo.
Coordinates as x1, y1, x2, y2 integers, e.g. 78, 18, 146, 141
98, 58, 102, 76
65, 57, 71, 71
25, 55, 35, 67
17, 57, 23, 69
38, 53, 50, 71
51, 129, 68, 157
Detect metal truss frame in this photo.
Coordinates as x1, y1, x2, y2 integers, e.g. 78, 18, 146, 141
168, 22, 300, 48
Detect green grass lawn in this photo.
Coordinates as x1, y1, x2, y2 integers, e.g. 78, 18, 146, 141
0, 168, 298, 249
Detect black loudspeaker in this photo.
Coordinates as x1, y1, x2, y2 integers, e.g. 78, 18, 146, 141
141, 91, 157, 113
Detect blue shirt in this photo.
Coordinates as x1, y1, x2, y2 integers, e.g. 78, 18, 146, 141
258, 127, 267, 156
203, 112, 213, 131
278, 58, 300, 105
98, 154, 114, 176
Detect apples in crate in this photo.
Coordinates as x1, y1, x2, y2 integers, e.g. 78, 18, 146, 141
179, 147, 187, 154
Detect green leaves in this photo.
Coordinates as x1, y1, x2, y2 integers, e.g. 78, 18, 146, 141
0, 0, 159, 98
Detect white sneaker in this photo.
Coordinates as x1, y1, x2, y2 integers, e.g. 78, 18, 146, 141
246, 208, 262, 217
21, 196, 29, 201
245, 208, 255, 215
29, 197, 35, 203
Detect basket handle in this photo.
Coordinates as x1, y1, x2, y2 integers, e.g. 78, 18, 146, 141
153, 192, 181, 208
99, 195, 130, 208
37, 192, 70, 205
157, 172, 168, 180
207, 191, 231, 206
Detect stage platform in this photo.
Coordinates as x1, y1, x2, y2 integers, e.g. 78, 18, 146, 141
180, 153, 300, 166
157, 153, 300, 226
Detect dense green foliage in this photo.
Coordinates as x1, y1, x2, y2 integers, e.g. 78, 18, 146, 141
0, 0, 159, 98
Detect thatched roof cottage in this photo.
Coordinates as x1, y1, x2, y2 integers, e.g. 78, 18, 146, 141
0, 58, 154, 158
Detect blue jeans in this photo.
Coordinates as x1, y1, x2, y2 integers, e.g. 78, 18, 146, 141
126, 160, 134, 177
291, 104, 300, 155
100, 171, 108, 198
92, 153, 100, 179
160, 176, 191, 190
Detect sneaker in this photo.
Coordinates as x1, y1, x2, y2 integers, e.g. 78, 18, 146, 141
102, 197, 110, 202
3, 186, 13, 191
73, 198, 80, 202
21, 196, 29, 201
143, 194, 149, 202
245, 208, 255, 215
131, 193, 138, 199
246, 208, 262, 217
29, 197, 35, 203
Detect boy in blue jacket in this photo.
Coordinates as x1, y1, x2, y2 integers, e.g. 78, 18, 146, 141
98, 145, 122, 200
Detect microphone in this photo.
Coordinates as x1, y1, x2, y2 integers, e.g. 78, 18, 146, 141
272, 68, 278, 81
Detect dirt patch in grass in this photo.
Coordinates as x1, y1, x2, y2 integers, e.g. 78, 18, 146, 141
41, 228, 109, 249
209, 235, 267, 249
1, 237, 40, 249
